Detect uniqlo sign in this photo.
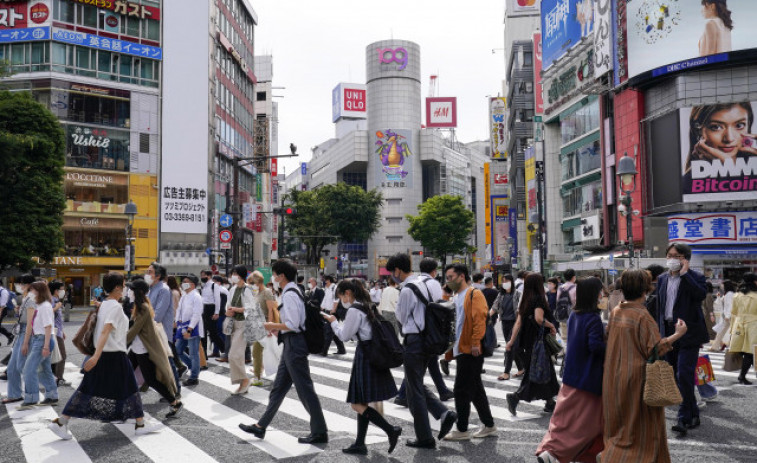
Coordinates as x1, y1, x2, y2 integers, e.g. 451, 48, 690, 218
332, 83, 367, 122
0, 2, 27, 29
344, 88, 365, 112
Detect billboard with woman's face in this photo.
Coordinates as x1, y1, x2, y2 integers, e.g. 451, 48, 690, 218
680, 101, 757, 202
627, 0, 757, 80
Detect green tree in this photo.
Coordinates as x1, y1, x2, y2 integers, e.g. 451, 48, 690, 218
282, 183, 383, 265
0, 91, 66, 271
406, 195, 475, 266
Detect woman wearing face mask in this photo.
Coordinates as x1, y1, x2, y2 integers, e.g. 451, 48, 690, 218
18, 281, 58, 409
224, 265, 255, 395
493, 274, 524, 381
2, 274, 36, 404
48, 280, 69, 386
126, 279, 182, 417
546, 277, 559, 318
710, 280, 736, 352
49, 272, 161, 439
248, 271, 279, 386
322, 279, 402, 455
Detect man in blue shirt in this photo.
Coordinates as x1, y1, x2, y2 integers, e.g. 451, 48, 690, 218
239, 259, 328, 444
146, 262, 183, 395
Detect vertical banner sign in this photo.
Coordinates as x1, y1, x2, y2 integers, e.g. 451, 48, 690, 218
489, 97, 507, 159
533, 32, 544, 115
613, 0, 629, 86
255, 173, 262, 202
255, 204, 262, 232
270, 158, 277, 177
509, 208, 518, 260
593, 0, 613, 76
484, 163, 491, 246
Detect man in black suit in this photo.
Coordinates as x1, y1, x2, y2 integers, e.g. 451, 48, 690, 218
306, 277, 324, 306
653, 242, 708, 436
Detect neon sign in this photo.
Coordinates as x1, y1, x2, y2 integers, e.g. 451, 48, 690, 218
377, 47, 408, 70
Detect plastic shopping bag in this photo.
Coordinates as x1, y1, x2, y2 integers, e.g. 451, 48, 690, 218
261, 335, 283, 377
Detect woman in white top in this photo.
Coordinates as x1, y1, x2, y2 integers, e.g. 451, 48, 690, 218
710, 279, 736, 351
323, 279, 401, 455
699, 0, 732, 56
50, 273, 160, 440
19, 281, 58, 409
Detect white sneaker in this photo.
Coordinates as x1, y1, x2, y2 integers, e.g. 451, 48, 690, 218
443, 430, 471, 441
48, 419, 73, 440
537, 451, 558, 463
471, 425, 498, 438
135, 421, 162, 436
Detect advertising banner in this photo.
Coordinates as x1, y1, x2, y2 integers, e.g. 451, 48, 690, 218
0, 1, 27, 29
375, 129, 413, 189
627, 0, 757, 80
679, 102, 757, 202
509, 0, 538, 15
533, 32, 544, 115
425, 97, 457, 128
489, 97, 507, 159
509, 208, 518, 260
332, 83, 367, 122
541, 0, 594, 70
667, 212, 757, 245
484, 163, 491, 246
593, 0, 612, 76
0, 25, 48, 42
494, 203, 510, 262
613, 0, 629, 86
52, 27, 162, 60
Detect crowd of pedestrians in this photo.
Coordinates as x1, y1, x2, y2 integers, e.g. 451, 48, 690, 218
1, 240, 755, 460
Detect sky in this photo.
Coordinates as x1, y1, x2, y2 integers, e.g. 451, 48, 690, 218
251, 0, 507, 175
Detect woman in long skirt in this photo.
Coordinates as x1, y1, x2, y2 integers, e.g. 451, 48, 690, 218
536, 277, 606, 463
225, 265, 253, 395
49, 273, 161, 440
322, 279, 402, 455
505, 273, 560, 416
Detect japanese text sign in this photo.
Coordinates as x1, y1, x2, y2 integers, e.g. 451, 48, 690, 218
52, 27, 162, 60
0, 25, 48, 42
667, 212, 757, 245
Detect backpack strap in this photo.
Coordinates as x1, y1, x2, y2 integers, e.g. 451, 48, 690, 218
404, 282, 431, 334
283, 287, 307, 331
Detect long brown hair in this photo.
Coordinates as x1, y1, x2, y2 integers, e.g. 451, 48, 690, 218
686, 102, 753, 173
518, 273, 549, 318
29, 281, 52, 304
702, 0, 733, 29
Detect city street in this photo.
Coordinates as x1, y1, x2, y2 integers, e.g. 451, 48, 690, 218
1, 316, 755, 463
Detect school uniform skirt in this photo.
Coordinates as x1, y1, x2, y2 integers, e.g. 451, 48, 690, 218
63, 351, 143, 422
346, 341, 398, 404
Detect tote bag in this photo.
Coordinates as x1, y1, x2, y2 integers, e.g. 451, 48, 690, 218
529, 323, 552, 385
643, 346, 683, 407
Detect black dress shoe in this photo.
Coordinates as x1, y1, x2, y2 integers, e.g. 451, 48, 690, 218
672, 420, 688, 436
0, 373, 8, 381
342, 443, 367, 455
738, 376, 753, 385
388, 426, 402, 454
393, 397, 408, 407
177, 366, 188, 377
239, 423, 266, 439
439, 359, 450, 376
335, 350, 347, 355
298, 433, 328, 444
543, 399, 556, 413
439, 390, 455, 402
406, 438, 436, 449
183, 378, 199, 386
506, 393, 518, 416
686, 417, 701, 429
437, 410, 457, 440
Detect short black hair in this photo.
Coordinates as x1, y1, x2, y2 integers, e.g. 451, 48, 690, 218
574, 277, 604, 314
103, 272, 125, 293
212, 275, 224, 284
232, 265, 248, 280
201, 270, 213, 277
297, 275, 304, 283
386, 253, 411, 273
444, 263, 469, 282
722, 279, 737, 293
324, 274, 335, 284
20, 274, 35, 285
740, 273, 757, 294
48, 280, 64, 292
484, 277, 493, 285
706, 281, 714, 293
564, 268, 576, 281
646, 264, 666, 281
517, 271, 528, 279
150, 262, 167, 280
472, 273, 484, 283
419, 257, 438, 274
272, 259, 297, 283
184, 274, 200, 286
666, 242, 692, 260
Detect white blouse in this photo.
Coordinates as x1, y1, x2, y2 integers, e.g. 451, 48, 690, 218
332, 304, 372, 342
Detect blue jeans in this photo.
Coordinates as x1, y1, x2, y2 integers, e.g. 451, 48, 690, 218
22, 335, 57, 403
7, 328, 27, 399
697, 382, 718, 400
176, 336, 200, 380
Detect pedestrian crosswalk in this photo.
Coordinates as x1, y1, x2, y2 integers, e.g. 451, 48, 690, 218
0, 344, 755, 462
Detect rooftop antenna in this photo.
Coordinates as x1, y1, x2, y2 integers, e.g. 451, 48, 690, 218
428, 75, 438, 97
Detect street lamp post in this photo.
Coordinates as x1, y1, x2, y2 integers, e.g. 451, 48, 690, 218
124, 200, 138, 278
616, 152, 638, 268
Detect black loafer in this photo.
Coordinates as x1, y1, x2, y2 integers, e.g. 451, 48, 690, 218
672, 420, 687, 436
388, 426, 402, 454
298, 433, 328, 444
406, 438, 436, 449
182, 378, 199, 386
439, 391, 455, 402
440, 359, 450, 376
686, 417, 701, 429
437, 410, 457, 440
239, 423, 266, 439
393, 397, 408, 407
506, 393, 518, 416
342, 444, 367, 455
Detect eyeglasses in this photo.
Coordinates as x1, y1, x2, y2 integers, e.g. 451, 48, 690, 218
666, 254, 684, 259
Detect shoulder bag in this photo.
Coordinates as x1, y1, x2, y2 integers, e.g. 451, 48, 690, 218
529, 322, 552, 384
643, 345, 683, 407
244, 287, 267, 343
72, 309, 98, 356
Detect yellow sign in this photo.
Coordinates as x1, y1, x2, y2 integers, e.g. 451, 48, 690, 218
320, 258, 325, 270
484, 162, 491, 245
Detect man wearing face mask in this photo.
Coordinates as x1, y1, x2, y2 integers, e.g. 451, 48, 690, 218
175, 275, 204, 386
653, 242, 708, 437
307, 277, 325, 306
146, 263, 184, 394
200, 270, 225, 359
320, 275, 346, 356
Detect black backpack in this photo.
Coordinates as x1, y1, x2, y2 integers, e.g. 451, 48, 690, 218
285, 288, 325, 354
405, 282, 456, 356
555, 284, 574, 322
355, 303, 404, 370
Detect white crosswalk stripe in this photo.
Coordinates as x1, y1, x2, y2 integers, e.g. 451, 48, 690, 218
1, 344, 755, 462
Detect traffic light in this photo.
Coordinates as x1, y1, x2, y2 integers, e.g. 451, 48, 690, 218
273, 206, 297, 216
411, 250, 423, 256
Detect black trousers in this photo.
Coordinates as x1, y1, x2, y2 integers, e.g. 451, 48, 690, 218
454, 354, 494, 432
403, 334, 449, 442
202, 304, 226, 354
396, 355, 451, 399
321, 320, 345, 354
741, 353, 754, 378
501, 319, 523, 373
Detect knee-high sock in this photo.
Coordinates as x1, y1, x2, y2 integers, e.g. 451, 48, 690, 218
354, 412, 368, 447
363, 406, 394, 435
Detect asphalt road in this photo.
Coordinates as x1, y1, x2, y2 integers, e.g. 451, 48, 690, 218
1, 313, 756, 463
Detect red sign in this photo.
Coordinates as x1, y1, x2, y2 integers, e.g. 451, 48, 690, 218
272, 238, 277, 251
105, 14, 118, 28
494, 174, 508, 185
344, 88, 366, 112
0, 2, 27, 29
533, 32, 544, 115
29, 2, 48, 24
254, 204, 262, 232
211, 264, 218, 274
219, 230, 232, 243
270, 158, 277, 177
425, 97, 458, 128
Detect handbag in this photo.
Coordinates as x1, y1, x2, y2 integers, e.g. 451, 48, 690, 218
529, 323, 552, 384
50, 337, 62, 364
261, 334, 283, 377
72, 309, 98, 356
695, 355, 715, 385
643, 346, 683, 407
723, 350, 743, 372
482, 319, 498, 357
222, 316, 234, 336
244, 290, 266, 343
544, 333, 564, 357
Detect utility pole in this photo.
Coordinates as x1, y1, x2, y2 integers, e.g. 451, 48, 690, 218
535, 160, 545, 277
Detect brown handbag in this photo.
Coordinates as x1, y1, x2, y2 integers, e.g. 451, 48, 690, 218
72, 309, 98, 356
723, 350, 744, 372
643, 346, 683, 407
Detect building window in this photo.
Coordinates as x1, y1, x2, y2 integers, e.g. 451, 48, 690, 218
562, 180, 602, 217
256, 91, 266, 101
140, 133, 150, 153
561, 100, 600, 145
523, 52, 533, 66
561, 138, 601, 181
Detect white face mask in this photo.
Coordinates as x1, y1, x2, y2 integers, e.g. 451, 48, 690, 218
15, 284, 25, 293
666, 258, 682, 272
125, 288, 134, 302
231, 275, 240, 285
58, 289, 66, 299
502, 282, 512, 291
181, 282, 191, 292
144, 274, 154, 286
272, 276, 280, 291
